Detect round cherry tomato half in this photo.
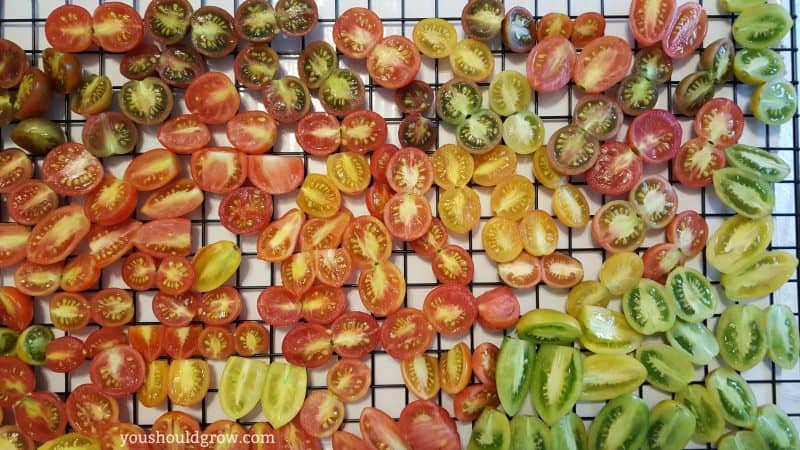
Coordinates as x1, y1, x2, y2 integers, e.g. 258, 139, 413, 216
190, 148, 248, 194
667, 210, 709, 258
694, 97, 744, 148
89, 345, 145, 397
399, 400, 460, 450
343, 215, 393, 268
453, 384, 500, 422
537, 12, 573, 40
152, 292, 198, 327
157, 45, 208, 88
627, 109, 682, 164
220, 187, 273, 235
327, 358, 371, 404
282, 323, 333, 368
432, 244, 474, 285
629, 175, 678, 229
257, 286, 302, 327
333, 7, 383, 59
331, 311, 380, 359
157, 115, 211, 154
13, 392, 67, 443
340, 110, 388, 154
42, 143, 104, 197
380, 308, 435, 360
384, 193, 433, 241
45, 4, 93, 53
185, 72, 241, 125
0, 223, 30, 269
261, 76, 311, 123
572, 12, 605, 47
541, 251, 584, 289
367, 35, 421, 89
84, 327, 128, 359
300, 284, 345, 325
45, 336, 85, 373
315, 248, 353, 287
59, 254, 100, 293
662, 2, 707, 59
423, 284, 478, 335
6, 180, 58, 226
472, 342, 499, 386
498, 251, 543, 289
102, 422, 150, 450
234, 44, 280, 89
358, 261, 406, 317
198, 326, 235, 360
585, 141, 643, 196
296, 112, 341, 156
92, 2, 144, 53
298, 390, 345, 438
13, 261, 61, 297
121, 252, 156, 291
629, 0, 675, 47
66, 384, 119, 437
0, 355, 35, 408
120, 43, 160, 80
197, 286, 242, 326
226, 111, 277, 155
643, 242, 685, 283
386, 147, 434, 195
672, 137, 726, 188
233, 321, 269, 356
84, 175, 137, 226
591, 200, 647, 253
526, 37, 575, 93
573, 36, 633, 93
476, 286, 520, 330
0, 149, 33, 194
151, 412, 201, 450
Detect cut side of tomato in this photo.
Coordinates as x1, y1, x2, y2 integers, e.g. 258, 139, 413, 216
315, 248, 352, 287
343, 215, 392, 268
526, 37, 576, 93
152, 292, 198, 327
157, 114, 211, 154
331, 311, 380, 359
296, 112, 341, 156
541, 252, 584, 289
0, 223, 30, 269
13, 392, 67, 443
190, 148, 247, 194
328, 359, 371, 404
423, 284, 478, 335
89, 345, 145, 397
248, 155, 305, 195
591, 200, 646, 253
133, 218, 192, 258
45, 4, 94, 53
629, 0, 675, 46
6, 180, 58, 226
185, 72, 241, 125
627, 109, 682, 164
163, 325, 201, 360
59, 254, 100, 293
476, 286, 521, 331
282, 323, 333, 368
573, 36, 633, 93
123, 149, 180, 191
360, 408, 411, 450
367, 35, 420, 89
300, 284, 346, 325
586, 141, 643, 196
380, 308, 434, 360
401, 354, 440, 400
42, 143, 104, 197
662, 2, 707, 59
66, 384, 119, 437
667, 211, 708, 258
92, 2, 144, 53
384, 193, 432, 241
257, 209, 305, 262
128, 325, 165, 362
141, 178, 204, 219
673, 137, 726, 188
45, 336, 85, 373
694, 98, 744, 148
340, 110, 388, 154
27, 204, 90, 265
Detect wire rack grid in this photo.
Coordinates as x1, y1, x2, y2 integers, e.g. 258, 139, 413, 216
0, 0, 799, 449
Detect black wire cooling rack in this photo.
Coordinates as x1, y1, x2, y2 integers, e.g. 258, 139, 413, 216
0, 0, 798, 448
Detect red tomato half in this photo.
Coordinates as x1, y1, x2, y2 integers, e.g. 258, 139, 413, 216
49, 292, 90, 331
571, 12, 605, 48
333, 7, 383, 59
327, 359, 371, 404
227, 111, 277, 154
45, 4, 94, 53
573, 36, 632, 93
233, 321, 269, 356
6, 180, 58, 226
315, 248, 353, 287
476, 286, 521, 330
60, 254, 100, 293
84, 175, 137, 226
296, 112, 341, 156
190, 148, 248, 194
386, 147, 434, 195
399, 400, 460, 450
585, 141, 643, 196
453, 384, 500, 422
163, 325, 201, 360
360, 408, 411, 450
157, 114, 212, 154
198, 326, 235, 360
643, 242, 685, 283
102, 422, 150, 450
85, 327, 128, 359
662, 2, 707, 59
672, 137, 726, 188
27, 204, 91, 265
432, 244, 474, 285
248, 155, 305, 195
92, 2, 143, 53
526, 37, 575, 93
220, 187, 273, 235
409, 218, 448, 258
0, 356, 35, 408
185, 72, 241, 125
13, 261, 62, 297
365, 182, 394, 220
132, 218, 192, 258
472, 342, 499, 386
197, 286, 242, 325
370, 144, 399, 184
340, 110, 388, 154
66, 384, 119, 437
0, 149, 32, 194
537, 12, 573, 40
121, 252, 156, 291
333, 431, 369, 450
367, 35, 420, 89
42, 143, 104, 197
155, 256, 195, 295
422, 284, 478, 335
384, 193, 432, 241
331, 311, 380, 359
358, 261, 405, 317
45, 336, 85, 373
257, 209, 305, 262
282, 323, 334, 368
13, 392, 67, 443
128, 325, 165, 362
89, 345, 145, 397
667, 210, 708, 258
152, 292, 198, 327
123, 149, 180, 191
380, 308, 434, 360
627, 109, 682, 164
298, 390, 345, 438
694, 98, 744, 148
0, 223, 30, 269
151, 412, 201, 450
205, 420, 250, 450
87, 220, 141, 268
257, 286, 303, 327
629, 0, 675, 47
141, 178, 204, 219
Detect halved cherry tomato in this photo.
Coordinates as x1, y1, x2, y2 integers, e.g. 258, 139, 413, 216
233, 321, 269, 356
476, 286, 520, 330
92, 2, 143, 53
190, 148, 247, 194
157, 45, 207, 88
301, 284, 346, 325
453, 384, 500, 422
0, 40, 28, 90
85, 327, 128, 359
197, 286, 242, 325
141, 178, 204, 220
45, 336, 85, 373
472, 342, 499, 386
371, 144, 399, 184
128, 325, 164, 362
667, 210, 708, 258
152, 292, 198, 327
360, 408, 411, 449
120, 43, 160, 80
573, 36, 632, 93
400, 400, 460, 450
13, 392, 67, 443
333, 7, 383, 59
315, 248, 353, 287
662, 2, 707, 59
0, 149, 32, 194
367, 35, 420, 89
133, 218, 192, 258
283, 323, 333, 368
571, 12, 605, 47
157, 115, 211, 154
0, 287, 32, 332
257, 286, 302, 327
123, 149, 180, 191
13, 261, 61, 297
87, 221, 139, 269
204, 421, 250, 450
643, 242, 684, 283
234, 0, 278, 43
694, 98, 744, 148
257, 209, 305, 262
298, 390, 345, 438
299, 211, 352, 251
586, 141, 643, 196
84, 175, 137, 226
432, 144, 474, 190
326, 152, 371, 195
401, 354, 440, 400
234, 44, 279, 89
6, 180, 57, 226
59, 254, 100, 293
198, 326, 235, 360
27, 204, 90, 265
185, 72, 240, 125
261, 76, 311, 123
541, 251, 584, 289
0, 356, 35, 408
395, 80, 434, 115
45, 4, 93, 53
386, 147, 434, 195
248, 155, 305, 195
220, 187, 273, 235
343, 215, 393, 268
440, 342, 473, 395
340, 110, 388, 154
498, 252, 543, 289
327, 358, 371, 403
384, 193, 432, 241
482, 216, 524, 263
331, 311, 380, 359
162, 325, 201, 359
274, 418, 323, 450
410, 218, 448, 258
296, 112, 341, 156
155, 256, 195, 295
672, 137, 726, 188
537, 12, 573, 40
629, 175, 678, 229
627, 109, 682, 164
591, 200, 646, 253
0, 223, 30, 269
365, 182, 394, 220
227, 111, 277, 154
358, 260, 405, 317
90, 345, 145, 397
102, 422, 150, 450
151, 411, 201, 450
66, 384, 119, 437
526, 36, 575, 93
81, 111, 139, 158
42, 143, 104, 197
629, 0, 675, 47
168, 358, 210, 406
121, 252, 156, 291
398, 113, 437, 151
432, 244, 474, 285
381, 308, 435, 360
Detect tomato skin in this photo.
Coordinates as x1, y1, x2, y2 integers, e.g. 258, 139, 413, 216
248, 155, 305, 195
84, 175, 137, 226
331, 311, 380, 359
472, 342, 499, 387
399, 400, 461, 450
667, 210, 708, 258
124, 149, 180, 191
27, 204, 91, 265
227, 111, 277, 154
422, 284, 478, 335
157, 115, 211, 154
190, 147, 248, 194
662, 2, 707, 59
627, 109, 682, 164
45, 336, 85, 373
585, 141, 643, 196
381, 308, 435, 360
220, 187, 273, 235
133, 218, 192, 258
0, 223, 30, 269
573, 36, 633, 93
92, 2, 144, 53
0, 356, 35, 408
257, 286, 302, 327
42, 143, 104, 197
128, 325, 165, 362
453, 384, 500, 422
65, 384, 119, 437
13, 392, 67, 443
7, 180, 58, 226
476, 287, 521, 331
526, 37, 576, 93
185, 72, 241, 125
282, 323, 334, 368
45, 5, 93, 53
629, 0, 675, 47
